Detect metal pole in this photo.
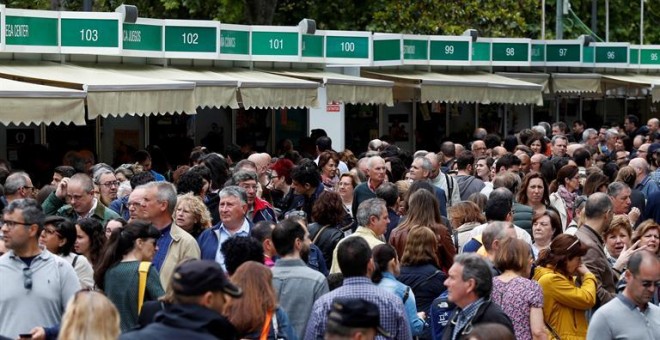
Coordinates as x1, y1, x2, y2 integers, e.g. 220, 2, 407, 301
530, 105, 534, 128
641, 0, 645, 45
579, 96, 583, 121
475, 103, 479, 128
83, 0, 93, 11
542, 0, 546, 40
591, 0, 598, 35
556, 0, 563, 39
606, 0, 610, 42
503, 105, 508, 136
446, 104, 450, 137
412, 102, 417, 151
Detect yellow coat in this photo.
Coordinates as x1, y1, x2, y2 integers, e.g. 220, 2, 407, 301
533, 266, 597, 340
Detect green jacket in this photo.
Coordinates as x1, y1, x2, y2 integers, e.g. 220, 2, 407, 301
42, 192, 120, 226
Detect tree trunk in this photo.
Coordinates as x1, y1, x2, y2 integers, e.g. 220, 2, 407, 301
243, 0, 278, 25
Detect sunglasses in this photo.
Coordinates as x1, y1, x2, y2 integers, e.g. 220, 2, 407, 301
23, 267, 33, 290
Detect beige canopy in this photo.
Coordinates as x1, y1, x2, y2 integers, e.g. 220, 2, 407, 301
496, 72, 551, 94
551, 73, 602, 94
271, 70, 394, 106
0, 78, 86, 126
0, 61, 196, 119
362, 70, 544, 106
601, 73, 660, 102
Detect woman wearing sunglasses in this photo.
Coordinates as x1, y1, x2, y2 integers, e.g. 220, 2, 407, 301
533, 234, 597, 339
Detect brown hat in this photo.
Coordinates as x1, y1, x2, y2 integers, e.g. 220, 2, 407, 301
171, 260, 242, 297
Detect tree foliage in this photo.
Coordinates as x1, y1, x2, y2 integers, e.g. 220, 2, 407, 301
1, 0, 658, 44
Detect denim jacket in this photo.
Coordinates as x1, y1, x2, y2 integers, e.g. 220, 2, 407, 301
378, 272, 426, 336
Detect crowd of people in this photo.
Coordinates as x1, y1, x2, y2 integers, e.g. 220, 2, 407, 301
0, 115, 659, 340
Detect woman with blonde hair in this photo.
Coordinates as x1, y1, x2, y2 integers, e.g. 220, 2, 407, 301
59, 290, 120, 340
223, 261, 295, 339
389, 189, 456, 272
173, 193, 212, 238
632, 219, 659, 255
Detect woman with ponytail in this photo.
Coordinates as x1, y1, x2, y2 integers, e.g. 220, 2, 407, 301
549, 165, 580, 231
371, 243, 426, 336
94, 220, 164, 332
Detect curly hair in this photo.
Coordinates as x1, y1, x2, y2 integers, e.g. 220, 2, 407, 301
312, 191, 345, 226
174, 193, 212, 237
76, 218, 106, 267
448, 201, 486, 228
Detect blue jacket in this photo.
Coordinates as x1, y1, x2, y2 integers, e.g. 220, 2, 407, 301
197, 219, 254, 261
109, 196, 130, 220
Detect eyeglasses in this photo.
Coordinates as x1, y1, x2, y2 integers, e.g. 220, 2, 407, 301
42, 228, 61, 237
567, 238, 580, 251
21, 186, 34, 191
1, 219, 33, 229
640, 280, 660, 288
100, 181, 120, 188
23, 267, 33, 290
127, 201, 146, 208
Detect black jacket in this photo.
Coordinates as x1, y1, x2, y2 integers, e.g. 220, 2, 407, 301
308, 222, 345, 269
120, 304, 239, 340
441, 300, 514, 340
398, 263, 447, 340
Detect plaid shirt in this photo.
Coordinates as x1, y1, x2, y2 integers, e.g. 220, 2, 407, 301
304, 277, 412, 340
451, 298, 485, 340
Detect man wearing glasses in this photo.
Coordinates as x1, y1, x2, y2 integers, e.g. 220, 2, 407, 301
42, 173, 120, 226
587, 251, 660, 339
3, 172, 35, 203
0, 199, 80, 339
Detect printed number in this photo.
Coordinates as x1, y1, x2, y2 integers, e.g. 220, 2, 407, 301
80, 29, 98, 42
182, 33, 199, 45
445, 45, 454, 55
559, 48, 568, 57
340, 42, 355, 52
607, 51, 616, 60
651, 53, 658, 61
269, 38, 284, 50
505, 47, 515, 56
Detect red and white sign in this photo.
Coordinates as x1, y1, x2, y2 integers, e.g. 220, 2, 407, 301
326, 104, 341, 112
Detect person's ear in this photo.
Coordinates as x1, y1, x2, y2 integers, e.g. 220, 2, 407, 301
200, 291, 214, 308
242, 203, 248, 214
58, 237, 67, 248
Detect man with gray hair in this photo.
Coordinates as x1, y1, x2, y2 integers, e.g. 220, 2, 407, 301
551, 135, 568, 159
330, 198, 389, 274
607, 182, 640, 225
198, 186, 252, 271
427, 152, 460, 208
442, 253, 514, 340
131, 181, 200, 290
409, 156, 433, 181
231, 170, 276, 223
0, 199, 80, 339
576, 192, 617, 310
582, 128, 599, 147
3, 172, 34, 203
92, 167, 119, 207
43, 173, 119, 226
629, 158, 660, 199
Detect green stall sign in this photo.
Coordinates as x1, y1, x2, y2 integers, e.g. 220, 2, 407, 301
492, 42, 529, 62
326, 35, 369, 59
6, 15, 58, 47
123, 22, 162, 52
430, 39, 470, 62
403, 39, 428, 62
61, 18, 119, 48
251, 31, 299, 56
165, 25, 217, 53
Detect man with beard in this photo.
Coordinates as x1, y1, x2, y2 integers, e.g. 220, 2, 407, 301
575, 192, 618, 310
271, 219, 329, 339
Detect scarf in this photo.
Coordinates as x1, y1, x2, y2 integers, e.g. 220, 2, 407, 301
558, 185, 576, 222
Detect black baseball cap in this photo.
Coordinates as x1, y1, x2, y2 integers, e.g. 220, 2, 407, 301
327, 297, 390, 337
171, 260, 242, 297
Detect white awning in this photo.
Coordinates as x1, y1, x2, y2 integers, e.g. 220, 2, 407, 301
0, 61, 196, 119
362, 70, 543, 106
208, 69, 320, 109
551, 73, 602, 94
602, 73, 660, 102
0, 78, 86, 126
496, 72, 551, 94
271, 70, 394, 106
86, 65, 240, 109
